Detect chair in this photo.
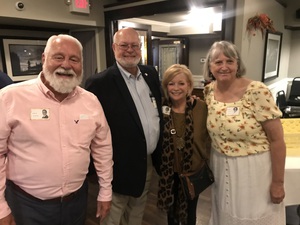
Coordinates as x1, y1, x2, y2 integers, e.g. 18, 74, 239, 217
276, 90, 300, 118
277, 90, 288, 117
287, 77, 300, 106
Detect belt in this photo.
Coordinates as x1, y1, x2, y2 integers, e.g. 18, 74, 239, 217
6, 180, 78, 203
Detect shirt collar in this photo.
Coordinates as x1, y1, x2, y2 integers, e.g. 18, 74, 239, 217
116, 62, 142, 79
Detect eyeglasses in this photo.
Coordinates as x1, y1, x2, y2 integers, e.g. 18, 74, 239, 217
115, 43, 141, 51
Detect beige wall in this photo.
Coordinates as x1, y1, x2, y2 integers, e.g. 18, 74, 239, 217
288, 31, 300, 77
235, 0, 290, 84
234, 0, 300, 98
0, 0, 106, 73
0, 0, 104, 28
1, 0, 300, 82
189, 37, 220, 76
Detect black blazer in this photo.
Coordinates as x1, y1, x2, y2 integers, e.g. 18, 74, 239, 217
85, 63, 163, 197
0, 71, 13, 89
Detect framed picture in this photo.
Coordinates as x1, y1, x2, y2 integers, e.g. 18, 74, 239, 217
3, 38, 46, 81
262, 31, 282, 82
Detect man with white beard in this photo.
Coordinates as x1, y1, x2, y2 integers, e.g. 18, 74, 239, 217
0, 34, 113, 225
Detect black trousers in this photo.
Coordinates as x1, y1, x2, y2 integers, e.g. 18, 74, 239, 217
167, 173, 199, 225
5, 179, 88, 225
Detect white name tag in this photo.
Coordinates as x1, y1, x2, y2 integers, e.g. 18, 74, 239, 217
162, 106, 171, 115
31, 108, 49, 120
80, 114, 89, 120
226, 106, 240, 116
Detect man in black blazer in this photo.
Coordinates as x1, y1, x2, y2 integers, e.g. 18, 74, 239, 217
85, 27, 162, 225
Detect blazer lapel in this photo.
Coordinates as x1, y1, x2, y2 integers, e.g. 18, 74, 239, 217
111, 65, 144, 133
140, 67, 161, 106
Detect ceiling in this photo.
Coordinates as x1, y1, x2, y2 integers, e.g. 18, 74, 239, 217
121, 6, 223, 37
134, 0, 289, 24
0, 0, 291, 30
138, 11, 189, 24
126, 0, 300, 33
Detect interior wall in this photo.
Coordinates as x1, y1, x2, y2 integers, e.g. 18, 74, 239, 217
235, 0, 290, 84
0, 0, 104, 27
0, 0, 107, 75
288, 31, 300, 77
189, 37, 220, 76
284, 0, 300, 78
1, 0, 298, 82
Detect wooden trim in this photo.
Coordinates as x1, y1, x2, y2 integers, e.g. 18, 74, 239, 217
275, 0, 287, 8
285, 25, 300, 30
104, 0, 148, 8
0, 24, 68, 33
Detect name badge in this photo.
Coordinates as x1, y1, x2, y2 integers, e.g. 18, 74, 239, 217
162, 106, 171, 115
226, 106, 240, 116
31, 108, 49, 120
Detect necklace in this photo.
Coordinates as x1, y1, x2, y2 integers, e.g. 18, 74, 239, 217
171, 112, 186, 151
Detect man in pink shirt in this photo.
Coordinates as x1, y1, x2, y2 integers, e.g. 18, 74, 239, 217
0, 34, 113, 225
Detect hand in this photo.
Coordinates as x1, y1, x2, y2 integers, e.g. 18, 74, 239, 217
191, 95, 200, 101
96, 201, 111, 222
0, 214, 16, 225
270, 181, 285, 204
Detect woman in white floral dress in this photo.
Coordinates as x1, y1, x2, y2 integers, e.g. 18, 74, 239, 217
203, 41, 286, 225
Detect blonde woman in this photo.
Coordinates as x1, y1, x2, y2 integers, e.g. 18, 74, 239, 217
157, 64, 210, 225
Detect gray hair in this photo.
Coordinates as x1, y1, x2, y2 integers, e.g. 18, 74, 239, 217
44, 34, 83, 63
113, 27, 141, 45
203, 41, 246, 80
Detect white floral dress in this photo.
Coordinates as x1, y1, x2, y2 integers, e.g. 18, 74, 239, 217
205, 81, 285, 225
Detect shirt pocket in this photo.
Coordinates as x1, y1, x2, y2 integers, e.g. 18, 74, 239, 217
70, 118, 97, 149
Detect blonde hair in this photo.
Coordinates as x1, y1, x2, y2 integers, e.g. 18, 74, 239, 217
203, 41, 246, 80
162, 64, 194, 100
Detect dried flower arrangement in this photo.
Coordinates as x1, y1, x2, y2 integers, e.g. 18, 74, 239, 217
246, 13, 276, 38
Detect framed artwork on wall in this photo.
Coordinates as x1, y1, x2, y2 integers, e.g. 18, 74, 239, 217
2, 38, 46, 81
262, 31, 282, 82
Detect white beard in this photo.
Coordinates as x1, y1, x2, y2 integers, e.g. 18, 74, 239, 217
117, 56, 140, 68
43, 67, 82, 94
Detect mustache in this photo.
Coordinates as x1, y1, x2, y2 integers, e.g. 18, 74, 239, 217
54, 68, 77, 77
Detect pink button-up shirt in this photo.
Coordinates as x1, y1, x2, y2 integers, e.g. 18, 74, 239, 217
0, 75, 113, 219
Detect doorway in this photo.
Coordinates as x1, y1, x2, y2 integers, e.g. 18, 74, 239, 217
104, 0, 235, 67
152, 38, 188, 79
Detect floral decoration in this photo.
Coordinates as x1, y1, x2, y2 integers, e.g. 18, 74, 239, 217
246, 13, 276, 38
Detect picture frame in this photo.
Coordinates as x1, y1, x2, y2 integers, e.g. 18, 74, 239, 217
262, 31, 282, 82
3, 38, 46, 81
